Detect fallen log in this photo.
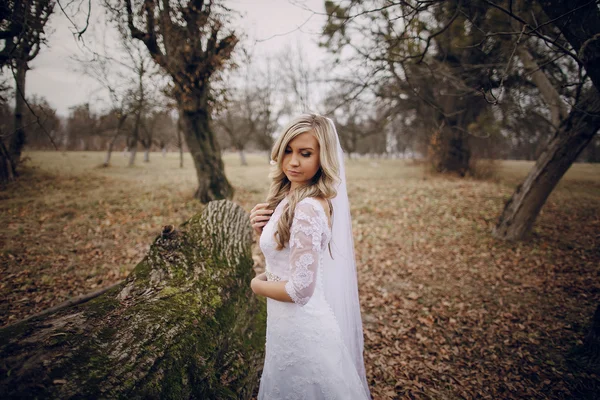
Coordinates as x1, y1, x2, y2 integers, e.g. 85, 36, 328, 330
0, 200, 265, 399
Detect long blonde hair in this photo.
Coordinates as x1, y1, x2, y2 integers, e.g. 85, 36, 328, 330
266, 114, 341, 250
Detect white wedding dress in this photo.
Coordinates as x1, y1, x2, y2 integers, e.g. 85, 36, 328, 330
258, 197, 370, 399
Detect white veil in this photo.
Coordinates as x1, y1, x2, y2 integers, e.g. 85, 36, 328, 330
323, 117, 371, 398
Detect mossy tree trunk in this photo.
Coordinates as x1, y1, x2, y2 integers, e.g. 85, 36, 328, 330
0, 200, 265, 399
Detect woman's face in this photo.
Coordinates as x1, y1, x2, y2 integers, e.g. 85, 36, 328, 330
282, 131, 321, 189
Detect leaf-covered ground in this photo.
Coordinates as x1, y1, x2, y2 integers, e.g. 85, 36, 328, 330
1, 151, 599, 399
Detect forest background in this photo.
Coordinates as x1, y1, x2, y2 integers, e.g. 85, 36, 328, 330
1, 0, 599, 398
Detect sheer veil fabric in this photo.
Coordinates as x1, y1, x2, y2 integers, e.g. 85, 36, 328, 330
322, 117, 370, 397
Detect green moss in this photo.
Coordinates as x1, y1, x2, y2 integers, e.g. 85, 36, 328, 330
83, 289, 122, 319
0, 201, 265, 399
96, 325, 118, 342
159, 286, 180, 298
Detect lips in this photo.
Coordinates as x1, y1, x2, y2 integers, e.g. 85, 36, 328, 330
288, 170, 301, 175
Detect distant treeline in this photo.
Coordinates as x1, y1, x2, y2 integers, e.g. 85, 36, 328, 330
5, 96, 598, 163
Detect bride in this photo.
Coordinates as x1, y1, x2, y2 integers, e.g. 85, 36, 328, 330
249, 114, 371, 399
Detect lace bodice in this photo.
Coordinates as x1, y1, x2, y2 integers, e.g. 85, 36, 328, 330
259, 197, 331, 306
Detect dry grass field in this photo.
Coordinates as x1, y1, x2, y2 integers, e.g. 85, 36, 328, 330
1, 151, 599, 399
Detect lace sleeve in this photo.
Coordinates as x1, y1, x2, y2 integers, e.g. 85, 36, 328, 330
284, 200, 326, 306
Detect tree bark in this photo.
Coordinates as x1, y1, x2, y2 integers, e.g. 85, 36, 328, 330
428, 119, 472, 177
494, 89, 600, 239
435, 128, 471, 176
516, 45, 567, 128
177, 116, 184, 168
103, 141, 114, 167
9, 61, 27, 170
103, 117, 126, 168
128, 143, 137, 167
0, 140, 17, 185
179, 104, 234, 202
129, 108, 142, 167
239, 149, 247, 166
0, 200, 265, 399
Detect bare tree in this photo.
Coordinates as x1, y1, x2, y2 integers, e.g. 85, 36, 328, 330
76, 29, 141, 166
278, 42, 316, 114
214, 55, 288, 165
111, 0, 238, 202
22, 95, 61, 149
78, 51, 132, 166
124, 44, 154, 167
65, 103, 98, 150
97, 108, 129, 166
0, 0, 54, 184
146, 109, 177, 157
251, 55, 290, 157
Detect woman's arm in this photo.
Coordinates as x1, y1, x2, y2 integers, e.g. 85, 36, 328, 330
251, 275, 293, 302
251, 200, 325, 305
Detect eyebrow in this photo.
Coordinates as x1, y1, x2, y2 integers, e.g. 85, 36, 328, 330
286, 146, 314, 151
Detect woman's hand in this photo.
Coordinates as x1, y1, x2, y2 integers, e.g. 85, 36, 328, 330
250, 203, 274, 235
256, 272, 267, 281
251, 273, 267, 295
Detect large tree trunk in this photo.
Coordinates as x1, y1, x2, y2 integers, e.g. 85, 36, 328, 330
427, 84, 484, 176
432, 127, 471, 176
0, 200, 265, 399
494, 89, 600, 239
179, 104, 234, 203
428, 117, 472, 177
9, 61, 27, 171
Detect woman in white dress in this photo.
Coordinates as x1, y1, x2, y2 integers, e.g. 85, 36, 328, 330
249, 114, 371, 399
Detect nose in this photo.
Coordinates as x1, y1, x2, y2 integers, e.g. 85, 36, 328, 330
290, 153, 300, 166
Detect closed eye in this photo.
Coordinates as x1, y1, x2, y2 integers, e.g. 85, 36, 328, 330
284, 148, 311, 157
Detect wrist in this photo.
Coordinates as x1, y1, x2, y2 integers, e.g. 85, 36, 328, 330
251, 277, 264, 296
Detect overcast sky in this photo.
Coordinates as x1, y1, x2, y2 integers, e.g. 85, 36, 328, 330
26, 0, 329, 116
